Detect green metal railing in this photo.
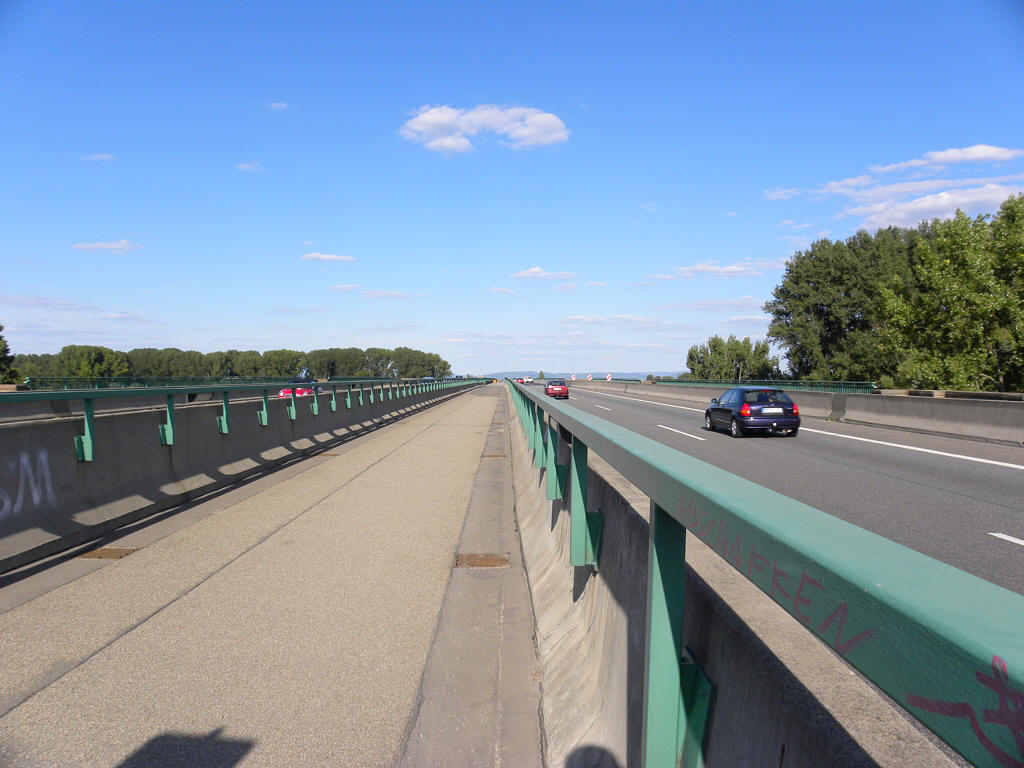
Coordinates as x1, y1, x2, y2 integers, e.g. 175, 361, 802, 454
0, 378, 484, 462
656, 379, 877, 394
507, 379, 1024, 768
21, 375, 395, 391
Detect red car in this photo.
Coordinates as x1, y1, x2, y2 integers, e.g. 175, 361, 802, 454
544, 379, 569, 399
278, 378, 318, 398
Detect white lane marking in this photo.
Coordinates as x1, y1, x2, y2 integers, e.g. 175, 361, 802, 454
594, 404, 612, 411
575, 389, 705, 413
800, 427, 1024, 471
657, 424, 706, 441
990, 532, 1024, 547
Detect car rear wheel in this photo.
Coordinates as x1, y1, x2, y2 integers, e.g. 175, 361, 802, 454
705, 412, 714, 432
786, 427, 799, 437
730, 418, 744, 438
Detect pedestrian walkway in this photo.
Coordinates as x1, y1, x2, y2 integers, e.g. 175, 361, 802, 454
0, 383, 541, 767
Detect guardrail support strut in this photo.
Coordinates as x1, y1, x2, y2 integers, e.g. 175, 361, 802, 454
569, 436, 601, 566
159, 395, 175, 445
257, 390, 270, 426
74, 398, 95, 461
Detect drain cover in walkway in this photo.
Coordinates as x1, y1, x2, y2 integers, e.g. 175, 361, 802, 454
454, 553, 510, 568
77, 547, 136, 559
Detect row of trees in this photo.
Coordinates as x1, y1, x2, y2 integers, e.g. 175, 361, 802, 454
763, 194, 1023, 391
682, 194, 1023, 391
9, 344, 452, 381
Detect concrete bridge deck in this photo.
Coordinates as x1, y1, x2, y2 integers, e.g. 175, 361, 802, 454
0, 384, 542, 767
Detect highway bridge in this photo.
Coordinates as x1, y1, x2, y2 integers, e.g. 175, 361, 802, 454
0, 378, 1021, 767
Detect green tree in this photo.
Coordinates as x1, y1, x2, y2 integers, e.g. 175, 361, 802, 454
127, 348, 162, 377
537, 370, 545, 379
203, 351, 233, 377
228, 350, 262, 377
0, 324, 18, 384
306, 349, 338, 379
262, 349, 305, 378
12, 353, 54, 378
363, 347, 395, 377
764, 228, 918, 380
686, 335, 778, 380
331, 347, 368, 377
52, 345, 131, 377
881, 200, 1024, 391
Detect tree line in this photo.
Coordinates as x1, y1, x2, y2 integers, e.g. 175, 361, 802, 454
6, 343, 452, 381
685, 193, 1024, 391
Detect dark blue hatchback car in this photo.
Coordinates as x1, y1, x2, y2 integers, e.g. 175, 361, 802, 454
705, 387, 800, 437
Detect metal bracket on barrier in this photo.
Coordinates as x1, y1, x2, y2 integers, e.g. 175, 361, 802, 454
216, 392, 230, 434
330, 386, 338, 412
310, 390, 319, 416
159, 394, 175, 445
74, 398, 95, 461
286, 391, 297, 421
258, 390, 270, 426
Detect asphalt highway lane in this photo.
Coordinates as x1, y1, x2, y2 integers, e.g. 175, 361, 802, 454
559, 387, 1024, 596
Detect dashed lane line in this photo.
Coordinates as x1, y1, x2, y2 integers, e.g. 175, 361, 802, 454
594, 404, 612, 411
990, 532, 1024, 547
657, 424, 706, 441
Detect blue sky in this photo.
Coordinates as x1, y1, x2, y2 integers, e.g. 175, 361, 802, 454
3, 1, 1023, 375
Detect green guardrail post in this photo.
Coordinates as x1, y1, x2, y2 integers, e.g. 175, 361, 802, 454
159, 394, 175, 445
74, 398, 95, 461
545, 418, 560, 499
358, 385, 364, 407
569, 435, 601, 566
310, 387, 320, 416
369, 385, 375, 404
388, 383, 394, 400
641, 502, 713, 768
217, 392, 230, 434
330, 385, 338, 412
534, 405, 545, 469
287, 390, 297, 421
258, 389, 270, 426
346, 385, 353, 409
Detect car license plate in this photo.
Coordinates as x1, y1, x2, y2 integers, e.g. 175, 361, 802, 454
762, 407, 783, 414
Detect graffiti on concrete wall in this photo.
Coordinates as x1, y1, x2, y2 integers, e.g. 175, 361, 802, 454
0, 448, 57, 523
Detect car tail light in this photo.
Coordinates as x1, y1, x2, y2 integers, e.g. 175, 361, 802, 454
739, 403, 750, 417
792, 403, 799, 416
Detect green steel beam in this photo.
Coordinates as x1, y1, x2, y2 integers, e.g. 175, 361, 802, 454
257, 390, 270, 426
216, 392, 230, 434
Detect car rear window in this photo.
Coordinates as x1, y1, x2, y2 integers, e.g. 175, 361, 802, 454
548, 380, 566, 386
743, 389, 792, 404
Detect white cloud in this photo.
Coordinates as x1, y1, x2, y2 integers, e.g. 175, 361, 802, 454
512, 266, 574, 279
83, 153, 114, 162
301, 252, 355, 262
724, 211, 738, 218
764, 187, 800, 200
847, 184, 1024, 229
641, 203, 657, 213
328, 284, 361, 292
490, 286, 515, 294
399, 104, 569, 153
586, 281, 606, 287
269, 102, 288, 110
676, 260, 761, 278
73, 239, 141, 254
780, 235, 812, 249
563, 314, 678, 329
0, 294, 92, 311
814, 174, 874, 198
871, 144, 1024, 173
646, 273, 677, 281
237, 161, 262, 172
556, 283, 576, 292
329, 284, 424, 299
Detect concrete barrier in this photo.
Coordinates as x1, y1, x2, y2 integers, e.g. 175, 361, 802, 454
507, 390, 958, 767
0, 384, 482, 573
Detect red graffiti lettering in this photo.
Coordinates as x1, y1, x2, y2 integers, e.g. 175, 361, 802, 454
728, 533, 743, 569
770, 561, 791, 600
747, 545, 768, 581
717, 520, 729, 555
816, 601, 877, 657
793, 571, 823, 624
697, 512, 717, 542
908, 656, 1024, 767
681, 496, 699, 529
